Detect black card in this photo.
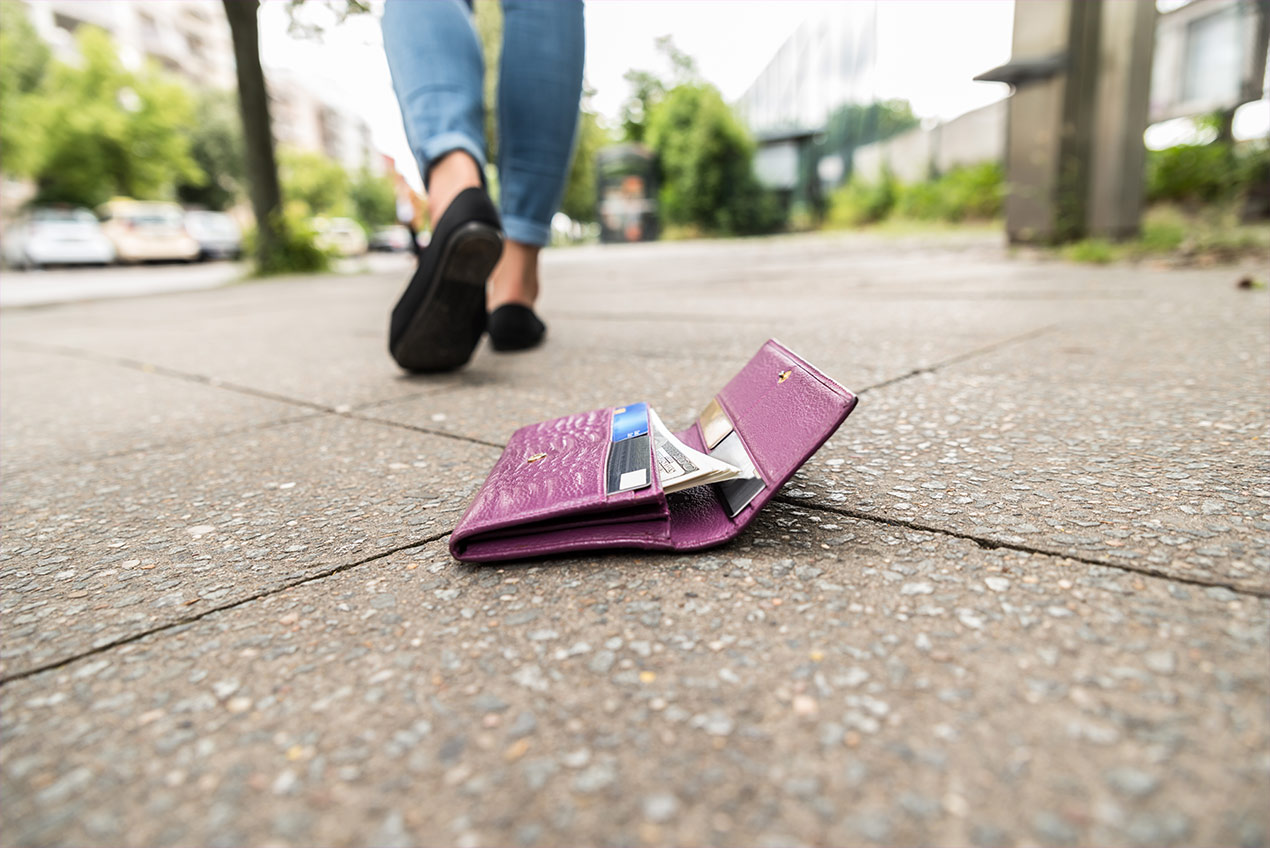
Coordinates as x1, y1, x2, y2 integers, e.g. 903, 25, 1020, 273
606, 434, 651, 495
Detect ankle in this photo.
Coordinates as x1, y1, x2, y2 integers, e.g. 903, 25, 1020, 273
488, 241, 540, 309
426, 151, 482, 223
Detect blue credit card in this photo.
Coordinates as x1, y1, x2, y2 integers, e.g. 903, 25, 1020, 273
611, 403, 649, 442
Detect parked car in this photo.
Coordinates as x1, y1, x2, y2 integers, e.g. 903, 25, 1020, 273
369, 224, 414, 252
1, 206, 116, 269
313, 217, 368, 257
99, 200, 199, 263
184, 210, 243, 261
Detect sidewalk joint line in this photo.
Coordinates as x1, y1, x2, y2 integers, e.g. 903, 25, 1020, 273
1, 413, 320, 480
774, 496, 1269, 599
0, 532, 451, 687
343, 412, 504, 450
856, 324, 1058, 394
4, 341, 504, 452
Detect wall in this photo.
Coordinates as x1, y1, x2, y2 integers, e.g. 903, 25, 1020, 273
852, 100, 1006, 183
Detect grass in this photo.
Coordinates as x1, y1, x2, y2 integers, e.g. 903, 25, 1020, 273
1062, 238, 1116, 264
1060, 205, 1270, 266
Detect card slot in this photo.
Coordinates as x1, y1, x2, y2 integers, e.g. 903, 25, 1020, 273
458, 406, 665, 543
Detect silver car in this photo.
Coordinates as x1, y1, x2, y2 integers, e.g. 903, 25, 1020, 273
2, 207, 116, 269
184, 210, 244, 261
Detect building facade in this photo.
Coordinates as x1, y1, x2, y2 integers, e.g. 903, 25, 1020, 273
20, 0, 383, 176
22, 0, 236, 90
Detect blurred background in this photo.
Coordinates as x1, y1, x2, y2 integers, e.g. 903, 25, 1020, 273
0, 0, 1266, 288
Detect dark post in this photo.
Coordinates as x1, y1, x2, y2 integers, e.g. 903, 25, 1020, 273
223, 0, 282, 268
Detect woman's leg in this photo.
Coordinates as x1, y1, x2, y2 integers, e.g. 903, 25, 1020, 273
488, 0, 585, 310
381, 0, 486, 222
381, 0, 502, 372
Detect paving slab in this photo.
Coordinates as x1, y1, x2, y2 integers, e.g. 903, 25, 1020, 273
1, 505, 1264, 847
788, 289, 1270, 594
0, 414, 499, 678
0, 274, 455, 411
0, 234, 1139, 419
368, 304, 1058, 446
0, 347, 312, 476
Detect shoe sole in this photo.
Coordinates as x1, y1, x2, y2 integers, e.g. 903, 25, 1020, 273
391, 221, 503, 372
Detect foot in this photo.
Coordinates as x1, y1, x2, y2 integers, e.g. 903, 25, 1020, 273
488, 303, 547, 351
487, 240, 547, 351
389, 184, 503, 372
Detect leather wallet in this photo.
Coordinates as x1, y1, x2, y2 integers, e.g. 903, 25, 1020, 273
450, 339, 858, 562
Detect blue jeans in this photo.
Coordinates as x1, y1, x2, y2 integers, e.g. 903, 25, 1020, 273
382, 0, 585, 247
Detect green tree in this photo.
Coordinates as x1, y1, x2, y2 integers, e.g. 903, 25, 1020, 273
178, 88, 246, 211
560, 87, 610, 223
349, 168, 398, 229
278, 147, 351, 217
620, 70, 666, 144
0, 2, 51, 177
619, 36, 697, 143
18, 27, 201, 207
646, 82, 780, 235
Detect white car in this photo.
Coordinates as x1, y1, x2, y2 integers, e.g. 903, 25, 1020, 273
184, 210, 243, 261
313, 217, 368, 257
99, 200, 200, 263
369, 225, 414, 252
2, 207, 116, 269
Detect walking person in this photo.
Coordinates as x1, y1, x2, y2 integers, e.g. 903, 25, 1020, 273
382, 0, 585, 372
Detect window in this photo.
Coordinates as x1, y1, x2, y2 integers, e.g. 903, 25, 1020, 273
1182, 5, 1243, 105
53, 13, 82, 33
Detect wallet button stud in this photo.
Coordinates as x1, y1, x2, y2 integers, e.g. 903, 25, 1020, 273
526, 452, 548, 464
777, 369, 792, 384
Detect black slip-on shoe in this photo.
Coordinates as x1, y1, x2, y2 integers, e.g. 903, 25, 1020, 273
488, 303, 547, 352
389, 187, 503, 372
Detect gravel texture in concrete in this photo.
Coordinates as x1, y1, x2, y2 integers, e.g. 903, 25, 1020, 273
2, 509, 1264, 847
2, 415, 497, 677
1, 231, 1266, 846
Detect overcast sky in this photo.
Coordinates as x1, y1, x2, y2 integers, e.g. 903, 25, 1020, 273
258, 1, 1016, 190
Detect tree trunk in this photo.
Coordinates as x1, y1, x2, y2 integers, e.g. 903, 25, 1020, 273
223, 0, 282, 269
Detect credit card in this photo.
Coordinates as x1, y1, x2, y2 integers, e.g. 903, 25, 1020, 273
606, 433, 652, 494
611, 403, 649, 442
710, 431, 765, 517
699, 397, 733, 450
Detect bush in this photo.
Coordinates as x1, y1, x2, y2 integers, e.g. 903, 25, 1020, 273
646, 83, 784, 236
896, 163, 1003, 221
245, 205, 332, 276
829, 163, 1003, 228
1147, 142, 1239, 206
827, 171, 898, 227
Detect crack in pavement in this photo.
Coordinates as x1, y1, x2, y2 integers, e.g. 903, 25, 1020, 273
0, 532, 451, 687
854, 324, 1058, 394
773, 495, 1269, 599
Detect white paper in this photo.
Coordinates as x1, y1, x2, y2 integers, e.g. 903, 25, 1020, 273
648, 407, 750, 494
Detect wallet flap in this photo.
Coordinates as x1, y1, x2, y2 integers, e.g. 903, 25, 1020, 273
668, 339, 857, 550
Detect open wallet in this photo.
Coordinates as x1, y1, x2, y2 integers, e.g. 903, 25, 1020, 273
450, 339, 858, 563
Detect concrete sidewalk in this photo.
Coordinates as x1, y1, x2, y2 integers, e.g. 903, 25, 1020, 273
2, 230, 1267, 846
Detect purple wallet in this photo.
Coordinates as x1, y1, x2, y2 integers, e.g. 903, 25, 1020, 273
450, 339, 858, 562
